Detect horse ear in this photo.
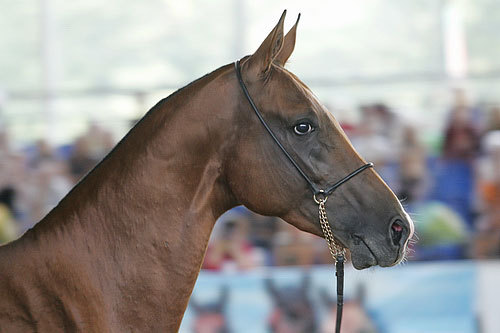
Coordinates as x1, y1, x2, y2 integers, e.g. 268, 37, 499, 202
274, 14, 300, 66
245, 10, 286, 77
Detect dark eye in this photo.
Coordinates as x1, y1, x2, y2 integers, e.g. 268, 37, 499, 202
293, 122, 313, 135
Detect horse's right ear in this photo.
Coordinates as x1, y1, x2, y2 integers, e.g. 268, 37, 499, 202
274, 14, 300, 66
244, 10, 286, 78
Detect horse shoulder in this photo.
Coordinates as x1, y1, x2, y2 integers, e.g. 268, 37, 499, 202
0, 237, 113, 332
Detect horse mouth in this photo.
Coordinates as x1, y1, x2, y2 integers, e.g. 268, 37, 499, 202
348, 234, 404, 269
348, 235, 379, 270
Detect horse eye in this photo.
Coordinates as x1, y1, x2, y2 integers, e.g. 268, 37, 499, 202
293, 123, 313, 135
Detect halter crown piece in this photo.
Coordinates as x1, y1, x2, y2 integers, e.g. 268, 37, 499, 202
235, 60, 374, 333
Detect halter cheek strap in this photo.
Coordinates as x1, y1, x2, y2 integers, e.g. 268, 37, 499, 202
235, 59, 373, 333
234, 60, 373, 198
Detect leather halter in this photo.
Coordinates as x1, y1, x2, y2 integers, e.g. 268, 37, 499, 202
234, 60, 373, 197
235, 59, 373, 333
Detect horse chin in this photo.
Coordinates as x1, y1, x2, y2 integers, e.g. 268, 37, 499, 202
348, 243, 378, 270
348, 236, 402, 270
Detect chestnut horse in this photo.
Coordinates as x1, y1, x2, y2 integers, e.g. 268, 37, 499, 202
0, 12, 413, 332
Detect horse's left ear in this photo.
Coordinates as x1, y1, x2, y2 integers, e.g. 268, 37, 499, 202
274, 14, 300, 66
245, 10, 286, 78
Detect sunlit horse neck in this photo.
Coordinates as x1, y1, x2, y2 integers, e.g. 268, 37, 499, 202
0, 12, 413, 332
0, 63, 240, 331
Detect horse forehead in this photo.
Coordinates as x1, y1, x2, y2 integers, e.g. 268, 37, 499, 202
269, 68, 324, 114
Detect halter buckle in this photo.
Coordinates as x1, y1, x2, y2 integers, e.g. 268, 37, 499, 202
313, 190, 328, 204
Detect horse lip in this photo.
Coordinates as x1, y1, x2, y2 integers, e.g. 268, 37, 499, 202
350, 234, 378, 269
354, 235, 378, 261
352, 234, 403, 267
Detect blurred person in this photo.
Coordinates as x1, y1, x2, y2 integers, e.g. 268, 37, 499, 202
351, 104, 399, 167
6, 153, 36, 230
10, 139, 73, 225
484, 106, 500, 133
0, 187, 18, 244
442, 89, 481, 161
0, 128, 9, 156
473, 130, 500, 258
190, 287, 230, 333
442, 105, 480, 161
247, 213, 279, 266
68, 123, 116, 183
0, 129, 16, 189
84, 122, 115, 160
273, 221, 320, 266
266, 275, 316, 333
397, 125, 429, 204
28, 158, 72, 224
0, 130, 25, 229
203, 219, 256, 271
433, 91, 481, 226
29, 139, 55, 168
69, 137, 99, 183
370, 103, 401, 139
320, 285, 377, 333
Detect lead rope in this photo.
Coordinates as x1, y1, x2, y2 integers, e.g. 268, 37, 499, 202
314, 191, 345, 333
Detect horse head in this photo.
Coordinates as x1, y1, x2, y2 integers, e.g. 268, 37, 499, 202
224, 11, 414, 269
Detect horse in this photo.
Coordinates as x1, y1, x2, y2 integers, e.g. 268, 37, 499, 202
266, 275, 317, 333
0, 11, 414, 332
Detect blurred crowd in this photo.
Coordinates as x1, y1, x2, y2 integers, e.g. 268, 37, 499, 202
0, 123, 115, 241
1, 89, 499, 268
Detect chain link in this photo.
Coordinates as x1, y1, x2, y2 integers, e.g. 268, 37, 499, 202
317, 197, 346, 262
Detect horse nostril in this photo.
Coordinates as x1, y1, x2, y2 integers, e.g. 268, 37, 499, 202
390, 219, 404, 247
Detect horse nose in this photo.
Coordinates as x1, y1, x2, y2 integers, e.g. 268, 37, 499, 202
389, 217, 410, 248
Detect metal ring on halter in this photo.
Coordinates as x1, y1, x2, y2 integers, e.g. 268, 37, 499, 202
313, 190, 328, 204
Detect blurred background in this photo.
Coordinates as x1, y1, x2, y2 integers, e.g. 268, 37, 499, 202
1, 0, 499, 332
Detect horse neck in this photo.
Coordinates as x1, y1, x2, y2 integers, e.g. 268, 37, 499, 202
24, 65, 237, 329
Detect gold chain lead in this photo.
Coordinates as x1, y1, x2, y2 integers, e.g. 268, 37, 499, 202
317, 198, 346, 262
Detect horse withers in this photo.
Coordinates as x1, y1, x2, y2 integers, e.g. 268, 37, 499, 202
0, 11, 414, 332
